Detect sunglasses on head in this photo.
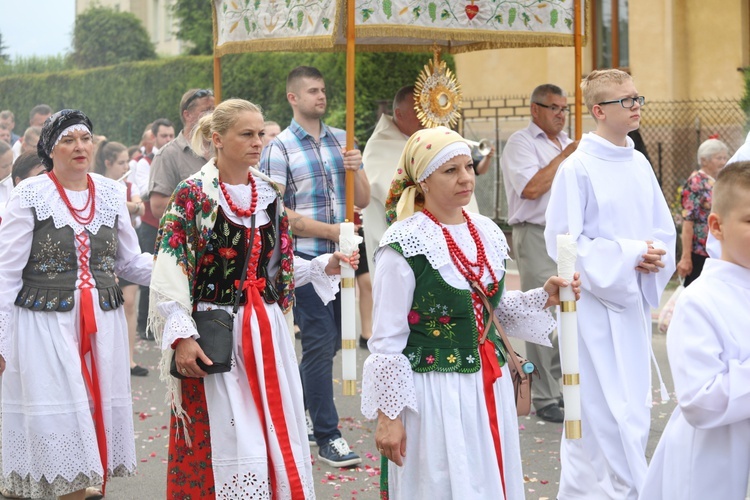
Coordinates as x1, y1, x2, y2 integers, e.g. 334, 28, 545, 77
183, 89, 213, 112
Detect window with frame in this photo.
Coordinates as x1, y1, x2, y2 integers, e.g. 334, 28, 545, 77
593, 0, 630, 69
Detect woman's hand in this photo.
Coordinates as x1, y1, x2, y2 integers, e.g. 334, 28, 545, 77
174, 337, 213, 378
676, 256, 693, 278
375, 410, 407, 466
0, 355, 5, 376
325, 249, 360, 276
543, 272, 581, 308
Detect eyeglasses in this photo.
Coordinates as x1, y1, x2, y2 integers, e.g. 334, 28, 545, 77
533, 102, 569, 114
182, 89, 214, 112
597, 96, 646, 109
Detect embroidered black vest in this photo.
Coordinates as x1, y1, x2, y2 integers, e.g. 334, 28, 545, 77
194, 206, 281, 306
390, 242, 506, 374
15, 215, 123, 312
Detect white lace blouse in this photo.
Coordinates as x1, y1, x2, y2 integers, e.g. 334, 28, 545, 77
361, 211, 556, 420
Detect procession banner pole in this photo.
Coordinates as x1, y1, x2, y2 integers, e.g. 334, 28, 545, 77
340, 0, 358, 396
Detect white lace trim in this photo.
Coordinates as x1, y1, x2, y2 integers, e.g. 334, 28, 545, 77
380, 211, 509, 273
157, 301, 199, 351
222, 176, 278, 215
0, 311, 11, 361
214, 459, 315, 499
308, 254, 339, 305
52, 124, 91, 150
17, 173, 125, 235
361, 353, 419, 420
418, 142, 472, 182
497, 288, 555, 347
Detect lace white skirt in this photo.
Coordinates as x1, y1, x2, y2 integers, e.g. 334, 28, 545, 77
192, 300, 315, 499
386, 366, 525, 500
0, 289, 136, 498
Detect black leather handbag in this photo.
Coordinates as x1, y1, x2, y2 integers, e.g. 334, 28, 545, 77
171, 214, 256, 379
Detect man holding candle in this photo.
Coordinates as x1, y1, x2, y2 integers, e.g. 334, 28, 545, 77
500, 83, 578, 423
544, 69, 676, 500
261, 66, 368, 468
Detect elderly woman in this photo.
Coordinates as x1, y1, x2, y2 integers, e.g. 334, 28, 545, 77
149, 98, 355, 499
362, 126, 580, 499
678, 138, 729, 285
0, 110, 152, 500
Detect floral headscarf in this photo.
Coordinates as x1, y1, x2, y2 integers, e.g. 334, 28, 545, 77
37, 109, 93, 169
384, 126, 471, 224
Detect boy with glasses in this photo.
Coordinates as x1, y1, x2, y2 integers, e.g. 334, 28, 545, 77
544, 69, 676, 500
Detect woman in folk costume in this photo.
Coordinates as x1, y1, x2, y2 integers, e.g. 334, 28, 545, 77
149, 98, 356, 499
361, 126, 580, 499
0, 110, 152, 499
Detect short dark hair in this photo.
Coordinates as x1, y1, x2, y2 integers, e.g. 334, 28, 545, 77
530, 84, 564, 105
29, 104, 52, 121
151, 118, 174, 136
12, 151, 44, 186
286, 66, 324, 93
393, 85, 416, 114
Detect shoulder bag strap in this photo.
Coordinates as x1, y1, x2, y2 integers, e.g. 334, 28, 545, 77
471, 282, 529, 384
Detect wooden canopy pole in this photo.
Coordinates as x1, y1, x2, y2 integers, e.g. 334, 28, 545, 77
213, 56, 222, 103
574, 0, 583, 140
345, 0, 356, 221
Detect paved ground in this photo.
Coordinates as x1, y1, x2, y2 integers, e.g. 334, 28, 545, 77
15, 267, 681, 500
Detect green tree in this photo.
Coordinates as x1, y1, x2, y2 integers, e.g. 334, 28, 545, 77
72, 6, 156, 69
0, 32, 9, 64
172, 0, 213, 55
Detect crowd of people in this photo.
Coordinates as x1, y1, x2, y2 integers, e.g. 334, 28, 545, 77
0, 64, 748, 500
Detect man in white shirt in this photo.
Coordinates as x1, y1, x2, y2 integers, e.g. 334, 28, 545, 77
129, 118, 174, 197
500, 84, 578, 423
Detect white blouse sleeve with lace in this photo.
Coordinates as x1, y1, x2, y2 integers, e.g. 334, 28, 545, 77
361, 246, 419, 420
496, 288, 555, 346
293, 254, 340, 305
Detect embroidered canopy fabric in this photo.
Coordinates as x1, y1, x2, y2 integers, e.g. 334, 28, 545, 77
213, 0, 584, 56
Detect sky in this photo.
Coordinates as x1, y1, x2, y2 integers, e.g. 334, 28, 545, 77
0, 0, 76, 59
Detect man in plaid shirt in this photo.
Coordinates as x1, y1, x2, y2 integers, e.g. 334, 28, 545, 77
261, 66, 369, 468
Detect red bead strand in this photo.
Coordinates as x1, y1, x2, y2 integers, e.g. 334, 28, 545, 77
48, 171, 96, 225
220, 171, 258, 217
422, 208, 499, 297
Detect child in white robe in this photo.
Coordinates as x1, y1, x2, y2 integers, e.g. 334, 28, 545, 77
639, 161, 750, 500
544, 69, 676, 500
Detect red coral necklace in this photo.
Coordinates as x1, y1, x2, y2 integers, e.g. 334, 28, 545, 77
422, 208, 499, 297
48, 171, 96, 225
219, 171, 257, 217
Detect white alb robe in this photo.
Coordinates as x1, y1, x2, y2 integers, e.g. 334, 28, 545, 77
544, 132, 676, 500
639, 259, 750, 500
362, 212, 555, 500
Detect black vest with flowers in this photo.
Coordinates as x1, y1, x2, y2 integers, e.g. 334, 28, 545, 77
193, 206, 281, 306
15, 215, 123, 312
390, 242, 506, 374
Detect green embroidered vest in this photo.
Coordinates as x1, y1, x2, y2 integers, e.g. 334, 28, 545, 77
390, 242, 506, 374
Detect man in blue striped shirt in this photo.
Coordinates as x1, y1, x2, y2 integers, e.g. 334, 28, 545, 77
261, 66, 369, 468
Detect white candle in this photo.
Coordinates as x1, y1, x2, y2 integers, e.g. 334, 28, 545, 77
557, 234, 581, 439
339, 221, 359, 395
